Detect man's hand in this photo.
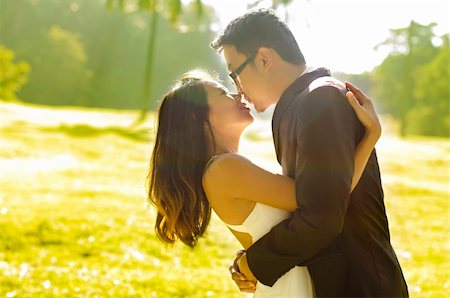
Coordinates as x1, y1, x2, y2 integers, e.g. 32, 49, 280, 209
229, 250, 257, 293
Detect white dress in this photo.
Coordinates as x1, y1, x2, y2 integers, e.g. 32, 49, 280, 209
226, 203, 314, 298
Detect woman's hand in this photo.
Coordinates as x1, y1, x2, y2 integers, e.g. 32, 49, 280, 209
229, 250, 257, 293
345, 81, 382, 191
345, 81, 382, 139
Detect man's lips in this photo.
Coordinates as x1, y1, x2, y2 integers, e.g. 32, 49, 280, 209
239, 102, 250, 110
236, 92, 253, 110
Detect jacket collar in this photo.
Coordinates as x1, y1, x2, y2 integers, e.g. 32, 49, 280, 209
272, 67, 331, 126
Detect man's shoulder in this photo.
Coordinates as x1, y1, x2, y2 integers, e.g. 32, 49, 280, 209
273, 71, 348, 124
284, 76, 354, 129
290, 76, 347, 111
308, 76, 347, 96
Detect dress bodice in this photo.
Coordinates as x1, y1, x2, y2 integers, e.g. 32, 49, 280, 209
226, 203, 314, 297
226, 203, 291, 243
205, 155, 313, 297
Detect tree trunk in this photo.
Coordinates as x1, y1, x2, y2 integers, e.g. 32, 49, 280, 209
135, 10, 159, 124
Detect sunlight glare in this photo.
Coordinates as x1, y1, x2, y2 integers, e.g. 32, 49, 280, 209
208, 0, 449, 73
42, 280, 51, 289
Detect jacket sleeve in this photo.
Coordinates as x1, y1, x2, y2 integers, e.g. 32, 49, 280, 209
246, 86, 358, 286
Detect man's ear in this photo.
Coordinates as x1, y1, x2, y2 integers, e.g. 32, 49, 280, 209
257, 47, 273, 72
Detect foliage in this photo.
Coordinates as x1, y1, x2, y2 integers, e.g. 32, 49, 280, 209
410, 35, 450, 136
105, 0, 216, 118
106, 0, 207, 27
19, 25, 91, 106
0, 102, 449, 297
372, 21, 449, 136
0, 45, 30, 101
0, 0, 223, 109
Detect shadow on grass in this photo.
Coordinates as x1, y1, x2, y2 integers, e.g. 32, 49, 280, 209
39, 124, 152, 142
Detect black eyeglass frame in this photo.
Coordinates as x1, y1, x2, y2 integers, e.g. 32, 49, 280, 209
228, 53, 256, 85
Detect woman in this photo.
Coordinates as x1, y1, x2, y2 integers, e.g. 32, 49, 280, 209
148, 71, 381, 297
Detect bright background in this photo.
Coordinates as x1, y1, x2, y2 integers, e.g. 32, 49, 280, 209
208, 0, 449, 73
1, 0, 449, 297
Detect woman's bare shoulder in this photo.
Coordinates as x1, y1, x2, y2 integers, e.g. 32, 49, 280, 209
203, 153, 252, 196
204, 152, 251, 176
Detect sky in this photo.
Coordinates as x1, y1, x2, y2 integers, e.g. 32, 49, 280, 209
205, 0, 449, 74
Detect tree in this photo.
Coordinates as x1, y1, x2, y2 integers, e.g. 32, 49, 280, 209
373, 21, 440, 136
106, 0, 206, 122
409, 35, 450, 136
19, 25, 91, 105
0, 0, 221, 109
0, 45, 30, 101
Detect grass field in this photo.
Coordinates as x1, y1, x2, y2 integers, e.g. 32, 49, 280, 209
0, 102, 448, 297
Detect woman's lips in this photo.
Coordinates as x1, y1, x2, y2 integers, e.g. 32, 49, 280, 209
239, 102, 250, 110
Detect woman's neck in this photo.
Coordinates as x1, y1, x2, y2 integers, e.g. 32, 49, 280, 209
206, 130, 241, 158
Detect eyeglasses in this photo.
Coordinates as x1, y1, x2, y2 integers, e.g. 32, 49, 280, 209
229, 53, 256, 86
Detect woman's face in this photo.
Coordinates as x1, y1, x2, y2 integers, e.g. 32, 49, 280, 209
204, 82, 254, 135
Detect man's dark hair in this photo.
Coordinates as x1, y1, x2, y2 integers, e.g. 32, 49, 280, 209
211, 8, 306, 65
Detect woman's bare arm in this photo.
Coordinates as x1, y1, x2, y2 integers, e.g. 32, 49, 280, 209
203, 82, 381, 211
346, 81, 382, 190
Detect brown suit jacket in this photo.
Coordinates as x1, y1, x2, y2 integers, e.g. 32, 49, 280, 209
246, 68, 408, 297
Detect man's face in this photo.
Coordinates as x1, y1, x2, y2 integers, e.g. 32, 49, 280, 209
222, 45, 270, 112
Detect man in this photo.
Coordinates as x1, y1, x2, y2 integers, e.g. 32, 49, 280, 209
211, 9, 408, 297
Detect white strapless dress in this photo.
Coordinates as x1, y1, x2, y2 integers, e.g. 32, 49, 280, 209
226, 203, 314, 298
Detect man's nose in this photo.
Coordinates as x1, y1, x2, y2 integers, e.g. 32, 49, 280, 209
232, 81, 248, 103
232, 93, 242, 103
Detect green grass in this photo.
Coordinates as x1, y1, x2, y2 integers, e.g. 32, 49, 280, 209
0, 102, 448, 297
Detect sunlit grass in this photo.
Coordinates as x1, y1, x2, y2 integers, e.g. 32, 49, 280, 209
0, 102, 448, 297
375, 135, 449, 297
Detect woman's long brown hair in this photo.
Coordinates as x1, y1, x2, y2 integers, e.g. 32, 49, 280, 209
148, 73, 214, 248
